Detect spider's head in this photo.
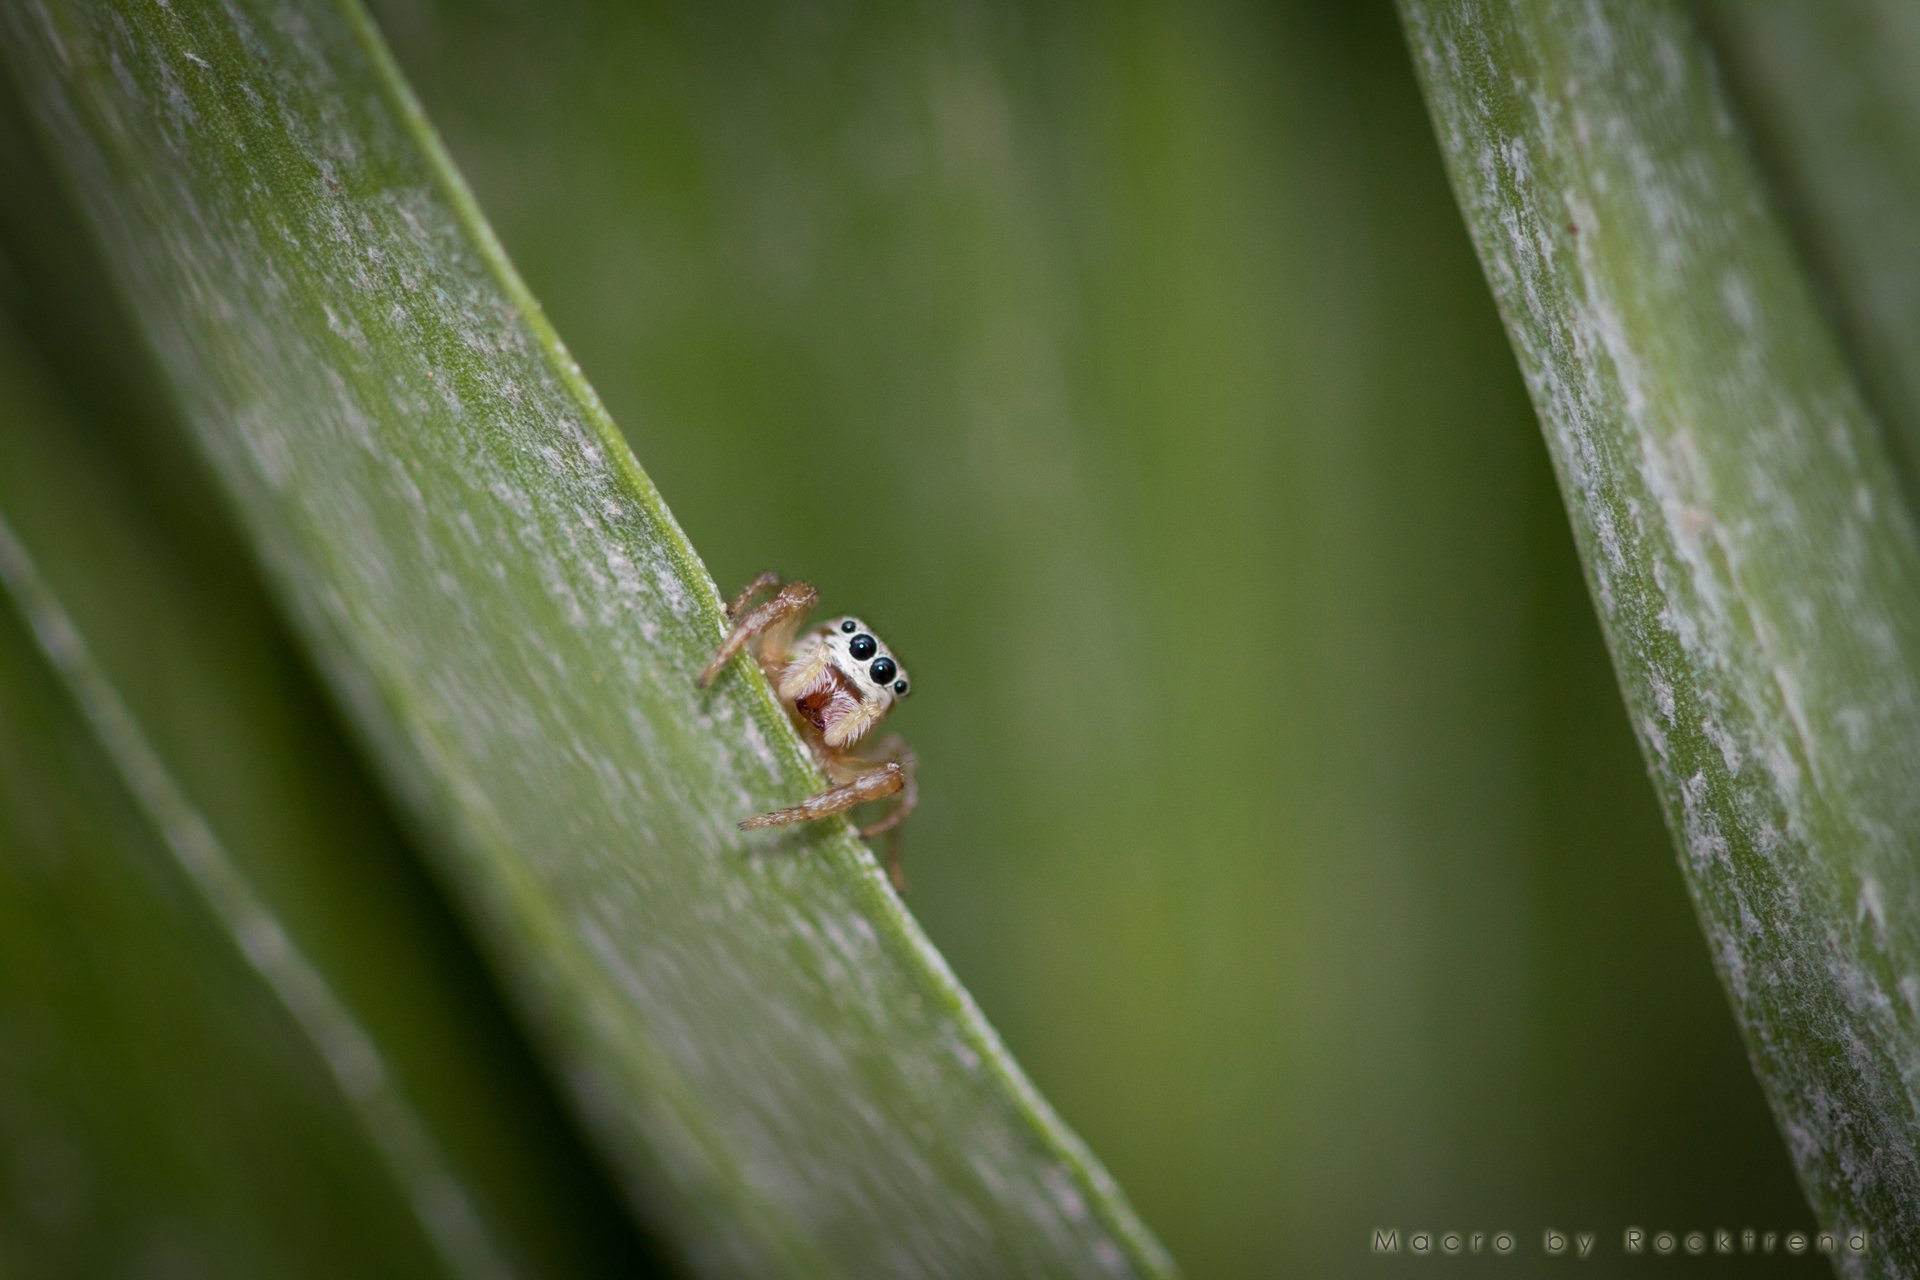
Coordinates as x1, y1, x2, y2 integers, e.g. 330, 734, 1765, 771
777, 615, 911, 748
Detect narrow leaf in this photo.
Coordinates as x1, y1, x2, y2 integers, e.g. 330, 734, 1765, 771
1401, 0, 1920, 1268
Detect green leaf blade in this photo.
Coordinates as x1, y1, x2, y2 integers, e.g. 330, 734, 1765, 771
0, 0, 1172, 1274
0, 345, 464, 1280
0, 286, 657, 1277
1400, 0, 1920, 1267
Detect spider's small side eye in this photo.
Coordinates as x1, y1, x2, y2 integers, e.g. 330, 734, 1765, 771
849, 633, 878, 660
869, 656, 897, 685
893, 680, 909, 696
840, 619, 858, 634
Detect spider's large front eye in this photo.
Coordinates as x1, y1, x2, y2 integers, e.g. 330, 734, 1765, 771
849, 633, 877, 660
869, 656, 897, 685
840, 619, 857, 634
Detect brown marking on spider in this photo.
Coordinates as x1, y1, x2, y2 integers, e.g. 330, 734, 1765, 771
697, 572, 918, 891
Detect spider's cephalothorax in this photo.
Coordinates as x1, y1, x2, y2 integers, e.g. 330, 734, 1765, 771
779, 616, 911, 749
696, 573, 918, 890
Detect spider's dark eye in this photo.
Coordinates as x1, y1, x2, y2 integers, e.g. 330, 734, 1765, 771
869, 656, 896, 685
849, 633, 877, 660
893, 680, 909, 696
840, 619, 857, 634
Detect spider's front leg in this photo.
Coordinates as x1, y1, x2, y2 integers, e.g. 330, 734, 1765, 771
737, 760, 906, 831
697, 573, 817, 687
857, 737, 917, 892
852, 735, 917, 839
741, 739, 918, 891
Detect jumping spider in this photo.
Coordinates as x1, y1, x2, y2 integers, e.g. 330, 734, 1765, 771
697, 572, 918, 890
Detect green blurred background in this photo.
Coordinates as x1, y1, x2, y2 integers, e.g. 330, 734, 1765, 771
0, 0, 1842, 1274
360, 0, 1819, 1274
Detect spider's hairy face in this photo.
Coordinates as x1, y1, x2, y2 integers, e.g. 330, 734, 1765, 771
775, 616, 911, 749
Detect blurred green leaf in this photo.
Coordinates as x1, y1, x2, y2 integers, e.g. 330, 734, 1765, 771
0, 0, 1170, 1275
1403, 0, 1920, 1268
1702, 0, 1920, 474
0, 346, 454, 1280
0, 300, 653, 1278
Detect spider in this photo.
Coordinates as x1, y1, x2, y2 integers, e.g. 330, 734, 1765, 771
697, 572, 918, 890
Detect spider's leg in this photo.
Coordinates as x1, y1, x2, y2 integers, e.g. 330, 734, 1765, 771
739, 761, 905, 832
853, 738, 917, 892
697, 578, 817, 687
725, 570, 783, 620
792, 737, 918, 891
855, 737, 917, 838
